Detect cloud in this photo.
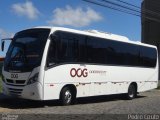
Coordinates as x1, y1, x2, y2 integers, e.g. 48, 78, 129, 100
47, 5, 102, 27
0, 29, 14, 39
12, 1, 40, 20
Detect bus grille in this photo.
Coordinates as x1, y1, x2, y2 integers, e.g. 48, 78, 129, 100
6, 79, 26, 86
8, 88, 23, 96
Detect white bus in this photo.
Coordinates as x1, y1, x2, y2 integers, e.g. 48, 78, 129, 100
1, 27, 158, 105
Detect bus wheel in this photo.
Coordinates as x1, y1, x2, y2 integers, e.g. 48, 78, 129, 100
60, 87, 74, 106
126, 84, 137, 100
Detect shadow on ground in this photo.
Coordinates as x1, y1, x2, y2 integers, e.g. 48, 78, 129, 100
0, 93, 146, 109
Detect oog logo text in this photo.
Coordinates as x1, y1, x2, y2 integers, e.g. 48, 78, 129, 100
11, 74, 18, 79
70, 68, 88, 77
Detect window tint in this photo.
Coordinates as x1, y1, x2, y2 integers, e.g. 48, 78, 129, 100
86, 37, 140, 66
57, 33, 78, 62
87, 37, 107, 64
140, 47, 157, 67
47, 31, 157, 68
47, 39, 57, 66
57, 31, 86, 63
5, 29, 50, 72
47, 31, 86, 66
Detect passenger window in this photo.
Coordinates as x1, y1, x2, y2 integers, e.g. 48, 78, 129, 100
54, 31, 86, 63
47, 39, 57, 67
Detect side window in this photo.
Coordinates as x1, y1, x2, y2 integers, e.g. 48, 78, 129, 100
112, 42, 140, 66
47, 31, 157, 68
126, 45, 140, 66
105, 41, 117, 65
77, 35, 87, 63
86, 37, 95, 63
56, 32, 78, 62
140, 47, 157, 67
55, 31, 86, 63
109, 41, 124, 65
86, 37, 141, 66
57, 34, 68, 62
87, 37, 107, 64
47, 39, 57, 67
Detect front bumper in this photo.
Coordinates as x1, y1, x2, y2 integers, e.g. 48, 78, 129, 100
2, 81, 43, 100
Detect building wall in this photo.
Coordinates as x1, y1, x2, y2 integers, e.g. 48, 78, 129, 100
141, 0, 160, 79
142, 0, 160, 45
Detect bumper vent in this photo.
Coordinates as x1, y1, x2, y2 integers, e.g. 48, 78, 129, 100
8, 88, 23, 96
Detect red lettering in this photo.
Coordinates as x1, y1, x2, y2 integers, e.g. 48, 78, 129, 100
83, 68, 88, 77
70, 68, 88, 78
77, 68, 82, 77
70, 68, 77, 77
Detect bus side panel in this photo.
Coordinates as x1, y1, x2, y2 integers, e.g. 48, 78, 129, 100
43, 64, 92, 100
43, 83, 66, 100
43, 64, 158, 100
138, 72, 158, 92
128, 66, 158, 92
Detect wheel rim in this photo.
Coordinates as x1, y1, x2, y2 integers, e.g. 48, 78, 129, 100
64, 90, 72, 104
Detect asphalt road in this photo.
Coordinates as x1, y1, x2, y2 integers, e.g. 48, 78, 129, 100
0, 90, 160, 120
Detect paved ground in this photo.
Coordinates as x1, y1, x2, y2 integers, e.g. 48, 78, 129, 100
0, 90, 160, 119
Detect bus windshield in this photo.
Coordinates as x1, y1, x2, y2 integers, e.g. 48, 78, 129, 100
4, 29, 50, 72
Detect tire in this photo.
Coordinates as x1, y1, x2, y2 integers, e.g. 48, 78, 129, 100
60, 87, 74, 106
126, 84, 137, 100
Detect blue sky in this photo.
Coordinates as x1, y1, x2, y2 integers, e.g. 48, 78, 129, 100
0, 0, 142, 57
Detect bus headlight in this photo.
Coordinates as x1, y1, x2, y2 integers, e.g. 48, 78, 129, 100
27, 73, 39, 85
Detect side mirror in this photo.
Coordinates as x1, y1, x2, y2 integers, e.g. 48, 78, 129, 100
1, 41, 5, 51
1, 38, 13, 51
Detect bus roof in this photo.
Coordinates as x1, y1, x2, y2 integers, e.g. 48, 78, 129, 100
33, 26, 156, 49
